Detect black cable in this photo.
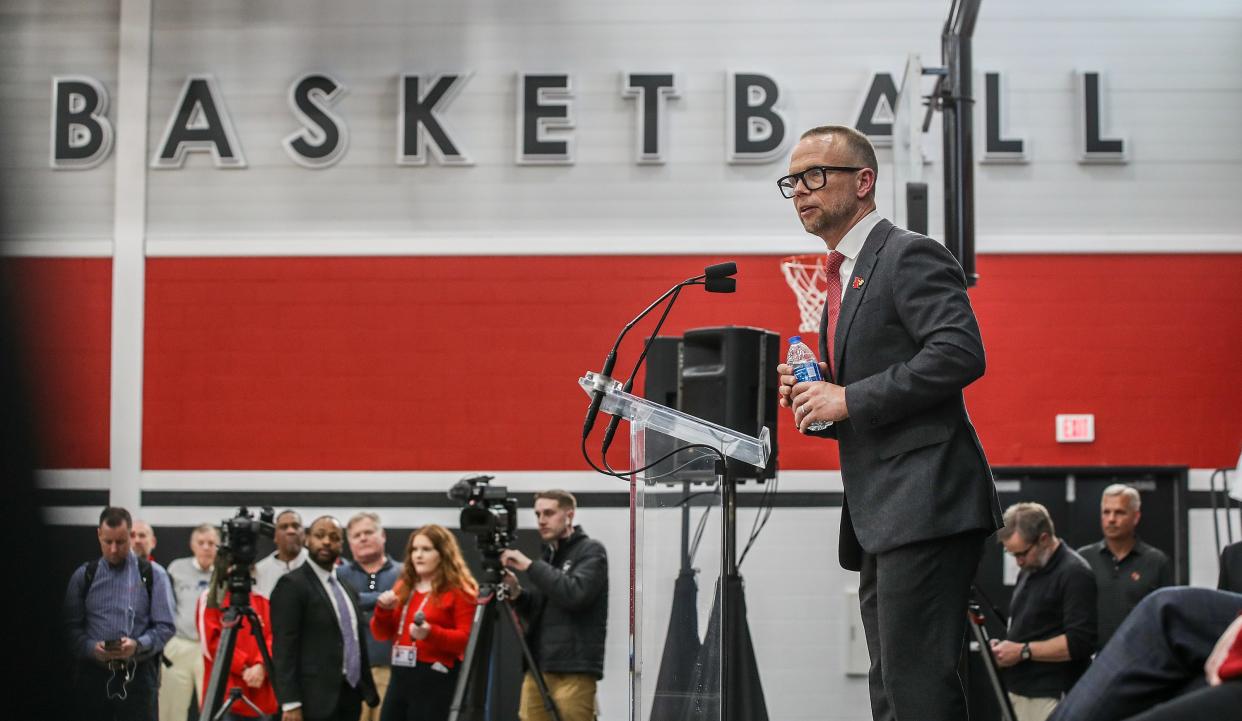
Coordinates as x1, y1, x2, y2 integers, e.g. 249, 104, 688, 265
1227, 469, 1237, 543
641, 452, 719, 483
1211, 468, 1222, 559
601, 284, 689, 475
673, 489, 720, 508
690, 501, 715, 565
738, 473, 779, 567
739, 480, 770, 566
581, 434, 726, 481
1224, 469, 1237, 545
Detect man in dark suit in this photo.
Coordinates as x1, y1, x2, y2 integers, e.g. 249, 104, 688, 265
271, 516, 379, 721
777, 125, 1002, 721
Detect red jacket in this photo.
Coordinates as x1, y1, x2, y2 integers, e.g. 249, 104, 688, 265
370, 581, 476, 668
197, 592, 278, 717
1220, 626, 1242, 681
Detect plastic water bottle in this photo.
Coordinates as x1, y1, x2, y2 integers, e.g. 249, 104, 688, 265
787, 336, 832, 430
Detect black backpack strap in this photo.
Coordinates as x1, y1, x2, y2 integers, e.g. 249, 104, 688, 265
136, 556, 154, 603
82, 557, 154, 605
80, 560, 97, 604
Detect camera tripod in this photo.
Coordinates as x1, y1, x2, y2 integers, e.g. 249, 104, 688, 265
448, 577, 562, 721
198, 577, 279, 721
967, 586, 1017, 721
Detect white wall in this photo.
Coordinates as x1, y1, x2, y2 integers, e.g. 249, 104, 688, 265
4, 0, 1240, 257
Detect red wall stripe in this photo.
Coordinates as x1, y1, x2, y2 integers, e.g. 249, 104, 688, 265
141, 254, 1242, 472
1, 258, 111, 469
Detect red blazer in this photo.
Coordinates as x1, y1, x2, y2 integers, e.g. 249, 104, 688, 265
370, 581, 476, 668
197, 591, 278, 717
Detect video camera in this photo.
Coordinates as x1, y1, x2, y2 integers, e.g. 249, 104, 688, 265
219, 506, 276, 566
216, 506, 276, 598
449, 474, 518, 572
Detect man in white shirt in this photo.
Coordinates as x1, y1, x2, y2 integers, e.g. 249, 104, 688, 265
255, 509, 308, 597
161, 523, 220, 721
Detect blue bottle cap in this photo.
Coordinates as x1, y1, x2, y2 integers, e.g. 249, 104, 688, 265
788, 335, 802, 344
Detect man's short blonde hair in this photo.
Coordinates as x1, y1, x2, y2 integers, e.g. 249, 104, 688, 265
346, 511, 383, 533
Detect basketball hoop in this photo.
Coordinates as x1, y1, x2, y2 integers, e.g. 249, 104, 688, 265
780, 253, 828, 334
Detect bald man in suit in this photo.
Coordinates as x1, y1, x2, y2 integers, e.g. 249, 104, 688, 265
778, 125, 1001, 721
270, 516, 379, 721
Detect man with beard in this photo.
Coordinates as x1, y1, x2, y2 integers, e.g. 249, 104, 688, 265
776, 125, 1001, 721
271, 516, 379, 721
256, 509, 308, 597
991, 503, 1097, 721
501, 490, 608, 721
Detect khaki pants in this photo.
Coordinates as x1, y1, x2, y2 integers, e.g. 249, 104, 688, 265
159, 635, 205, 721
519, 672, 597, 721
358, 665, 391, 721
1009, 693, 1059, 721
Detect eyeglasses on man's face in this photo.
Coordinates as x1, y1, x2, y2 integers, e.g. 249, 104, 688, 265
777, 165, 864, 199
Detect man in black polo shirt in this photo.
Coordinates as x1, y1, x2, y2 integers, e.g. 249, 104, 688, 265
991, 503, 1097, 721
1077, 484, 1173, 650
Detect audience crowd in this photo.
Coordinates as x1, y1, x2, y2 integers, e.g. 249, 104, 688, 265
64, 489, 609, 721
63, 483, 1237, 721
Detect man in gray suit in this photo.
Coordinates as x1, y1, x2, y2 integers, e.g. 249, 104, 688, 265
778, 125, 1002, 721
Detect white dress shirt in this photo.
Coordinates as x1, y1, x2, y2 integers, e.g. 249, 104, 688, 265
830, 209, 884, 301
255, 547, 308, 598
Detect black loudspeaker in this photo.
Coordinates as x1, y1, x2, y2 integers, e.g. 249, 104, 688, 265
643, 326, 779, 482
644, 336, 682, 412
906, 181, 929, 235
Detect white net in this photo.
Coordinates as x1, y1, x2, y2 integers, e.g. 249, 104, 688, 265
780, 254, 828, 334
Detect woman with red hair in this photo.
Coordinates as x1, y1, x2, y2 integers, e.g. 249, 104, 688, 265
372, 525, 478, 721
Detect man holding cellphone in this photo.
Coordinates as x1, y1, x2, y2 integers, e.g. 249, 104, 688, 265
63, 506, 176, 720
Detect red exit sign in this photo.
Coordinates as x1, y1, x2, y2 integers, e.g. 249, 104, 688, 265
1056, 414, 1095, 443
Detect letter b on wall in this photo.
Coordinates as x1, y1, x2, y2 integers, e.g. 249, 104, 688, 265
50, 76, 114, 169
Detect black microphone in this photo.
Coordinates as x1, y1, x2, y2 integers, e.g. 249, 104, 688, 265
413, 611, 425, 626
584, 262, 740, 441
595, 262, 739, 457
704, 261, 738, 280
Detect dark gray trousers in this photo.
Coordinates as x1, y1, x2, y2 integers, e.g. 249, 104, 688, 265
859, 531, 986, 721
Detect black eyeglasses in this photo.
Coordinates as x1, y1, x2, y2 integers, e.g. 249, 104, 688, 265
777, 165, 864, 198
1007, 543, 1037, 559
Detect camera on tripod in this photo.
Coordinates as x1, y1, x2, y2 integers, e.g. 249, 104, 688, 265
449, 474, 519, 582
446, 475, 564, 721
199, 507, 280, 721
217, 507, 276, 595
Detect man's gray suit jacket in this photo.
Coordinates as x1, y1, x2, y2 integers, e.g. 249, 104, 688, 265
815, 218, 1002, 571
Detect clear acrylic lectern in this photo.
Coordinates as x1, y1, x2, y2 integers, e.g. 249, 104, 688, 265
579, 372, 770, 721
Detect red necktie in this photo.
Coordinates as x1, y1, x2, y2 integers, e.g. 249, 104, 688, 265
824, 251, 846, 375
